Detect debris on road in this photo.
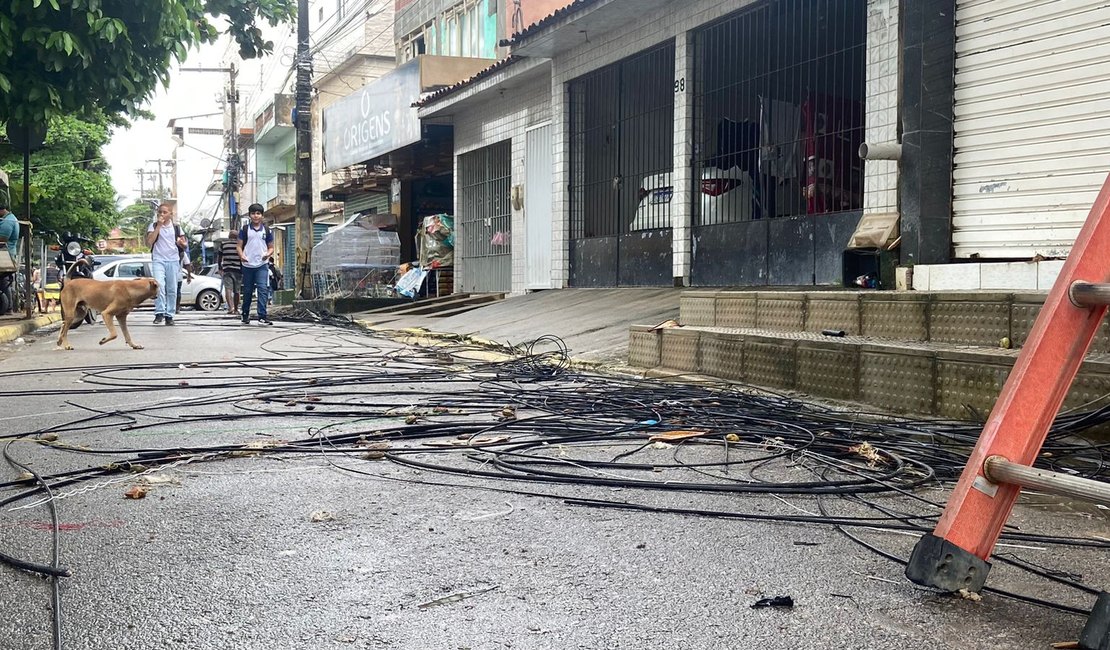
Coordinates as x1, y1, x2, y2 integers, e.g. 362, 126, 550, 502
751, 595, 794, 609
417, 585, 499, 609
310, 510, 335, 523
123, 485, 147, 500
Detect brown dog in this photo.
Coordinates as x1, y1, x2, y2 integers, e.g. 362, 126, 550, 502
57, 278, 160, 350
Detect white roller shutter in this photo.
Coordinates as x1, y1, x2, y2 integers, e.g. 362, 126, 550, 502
952, 0, 1110, 259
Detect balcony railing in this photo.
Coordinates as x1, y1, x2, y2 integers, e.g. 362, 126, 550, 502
259, 173, 295, 209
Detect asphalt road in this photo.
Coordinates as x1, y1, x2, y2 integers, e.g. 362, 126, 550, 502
0, 310, 1106, 650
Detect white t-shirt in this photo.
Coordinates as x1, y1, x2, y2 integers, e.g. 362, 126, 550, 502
240, 224, 271, 269
147, 223, 179, 262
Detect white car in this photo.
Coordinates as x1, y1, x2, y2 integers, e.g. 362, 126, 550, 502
92, 257, 224, 311
629, 166, 756, 231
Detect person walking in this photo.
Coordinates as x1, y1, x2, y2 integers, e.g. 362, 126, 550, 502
175, 247, 194, 314
266, 257, 283, 306
237, 203, 274, 325
145, 203, 185, 325
216, 232, 242, 315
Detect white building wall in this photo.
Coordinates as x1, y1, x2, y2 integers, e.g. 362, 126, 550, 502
865, 0, 899, 215
452, 73, 552, 294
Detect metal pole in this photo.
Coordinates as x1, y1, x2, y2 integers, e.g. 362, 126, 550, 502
984, 455, 1110, 507
22, 143, 32, 318
294, 0, 314, 299
229, 64, 239, 232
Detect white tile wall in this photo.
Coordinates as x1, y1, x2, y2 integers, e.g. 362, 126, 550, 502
910, 260, 1062, 291
452, 73, 552, 295
865, 0, 899, 214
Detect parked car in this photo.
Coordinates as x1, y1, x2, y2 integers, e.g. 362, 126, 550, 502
90, 253, 147, 270
629, 166, 757, 231
92, 257, 224, 311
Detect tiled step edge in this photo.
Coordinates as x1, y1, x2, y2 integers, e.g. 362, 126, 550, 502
629, 324, 1110, 420
677, 290, 1110, 353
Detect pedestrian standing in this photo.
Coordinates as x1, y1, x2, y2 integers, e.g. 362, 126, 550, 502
237, 203, 274, 325
176, 247, 193, 314
145, 203, 185, 326
0, 204, 19, 258
216, 232, 242, 315
267, 257, 283, 306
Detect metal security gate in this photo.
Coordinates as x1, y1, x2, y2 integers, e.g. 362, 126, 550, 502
458, 140, 512, 293
952, 0, 1110, 259
569, 43, 675, 287
691, 0, 866, 286
525, 123, 554, 290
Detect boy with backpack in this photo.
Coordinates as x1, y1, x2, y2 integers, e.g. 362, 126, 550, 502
236, 203, 274, 325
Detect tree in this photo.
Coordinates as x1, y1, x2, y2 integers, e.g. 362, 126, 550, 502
0, 113, 118, 237
118, 201, 156, 238
0, 0, 295, 125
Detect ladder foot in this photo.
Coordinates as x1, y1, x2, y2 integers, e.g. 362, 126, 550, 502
1081, 592, 1110, 650
905, 533, 991, 593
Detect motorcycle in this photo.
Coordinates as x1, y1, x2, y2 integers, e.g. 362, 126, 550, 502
52, 232, 96, 326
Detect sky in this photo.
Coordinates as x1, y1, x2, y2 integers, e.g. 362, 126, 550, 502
102, 41, 234, 229
102, 21, 298, 231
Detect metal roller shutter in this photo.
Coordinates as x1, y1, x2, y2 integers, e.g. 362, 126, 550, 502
345, 191, 389, 215
952, 0, 1110, 258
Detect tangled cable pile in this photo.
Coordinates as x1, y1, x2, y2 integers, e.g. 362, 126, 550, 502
1, 321, 1107, 647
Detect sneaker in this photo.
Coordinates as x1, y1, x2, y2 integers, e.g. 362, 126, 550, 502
153, 314, 164, 324
241, 316, 250, 324
164, 317, 174, 326
258, 318, 273, 326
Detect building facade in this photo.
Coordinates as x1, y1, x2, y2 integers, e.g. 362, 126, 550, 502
413, 0, 1110, 295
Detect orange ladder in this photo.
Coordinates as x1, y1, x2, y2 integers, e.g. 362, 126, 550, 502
904, 175, 1110, 649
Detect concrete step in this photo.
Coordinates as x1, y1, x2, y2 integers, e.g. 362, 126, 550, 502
392, 293, 504, 317
677, 289, 1110, 352
628, 323, 1110, 420
360, 293, 472, 315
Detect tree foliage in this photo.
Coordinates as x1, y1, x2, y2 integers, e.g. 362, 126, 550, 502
0, 113, 118, 237
118, 201, 156, 237
0, 0, 295, 124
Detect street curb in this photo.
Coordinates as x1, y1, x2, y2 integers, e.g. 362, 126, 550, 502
0, 313, 62, 345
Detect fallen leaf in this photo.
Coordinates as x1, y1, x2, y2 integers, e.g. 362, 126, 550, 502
649, 430, 705, 443
124, 486, 148, 500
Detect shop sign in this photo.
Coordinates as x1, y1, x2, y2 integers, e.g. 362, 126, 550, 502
323, 60, 421, 172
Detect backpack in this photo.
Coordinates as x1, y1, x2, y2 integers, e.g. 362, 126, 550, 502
238, 223, 272, 244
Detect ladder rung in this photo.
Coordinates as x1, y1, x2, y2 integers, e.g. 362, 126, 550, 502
983, 455, 1110, 506
1068, 281, 1110, 307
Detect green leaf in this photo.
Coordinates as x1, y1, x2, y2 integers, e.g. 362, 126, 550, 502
49, 0, 60, 10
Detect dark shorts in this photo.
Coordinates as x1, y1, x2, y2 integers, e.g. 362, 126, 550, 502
222, 269, 242, 292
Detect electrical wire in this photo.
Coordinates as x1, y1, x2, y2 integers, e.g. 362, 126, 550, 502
0, 321, 1106, 649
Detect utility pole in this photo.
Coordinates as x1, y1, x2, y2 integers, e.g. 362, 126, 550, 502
143, 159, 176, 201
182, 65, 240, 230
294, 0, 314, 299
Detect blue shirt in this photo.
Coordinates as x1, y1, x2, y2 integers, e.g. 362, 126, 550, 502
0, 213, 18, 257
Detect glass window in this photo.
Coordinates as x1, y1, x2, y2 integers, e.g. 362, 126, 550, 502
117, 262, 144, 278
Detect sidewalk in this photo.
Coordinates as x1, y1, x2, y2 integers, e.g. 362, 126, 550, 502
351, 287, 682, 366
0, 312, 61, 344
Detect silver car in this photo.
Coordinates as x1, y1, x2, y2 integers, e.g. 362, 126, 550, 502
92, 257, 224, 311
